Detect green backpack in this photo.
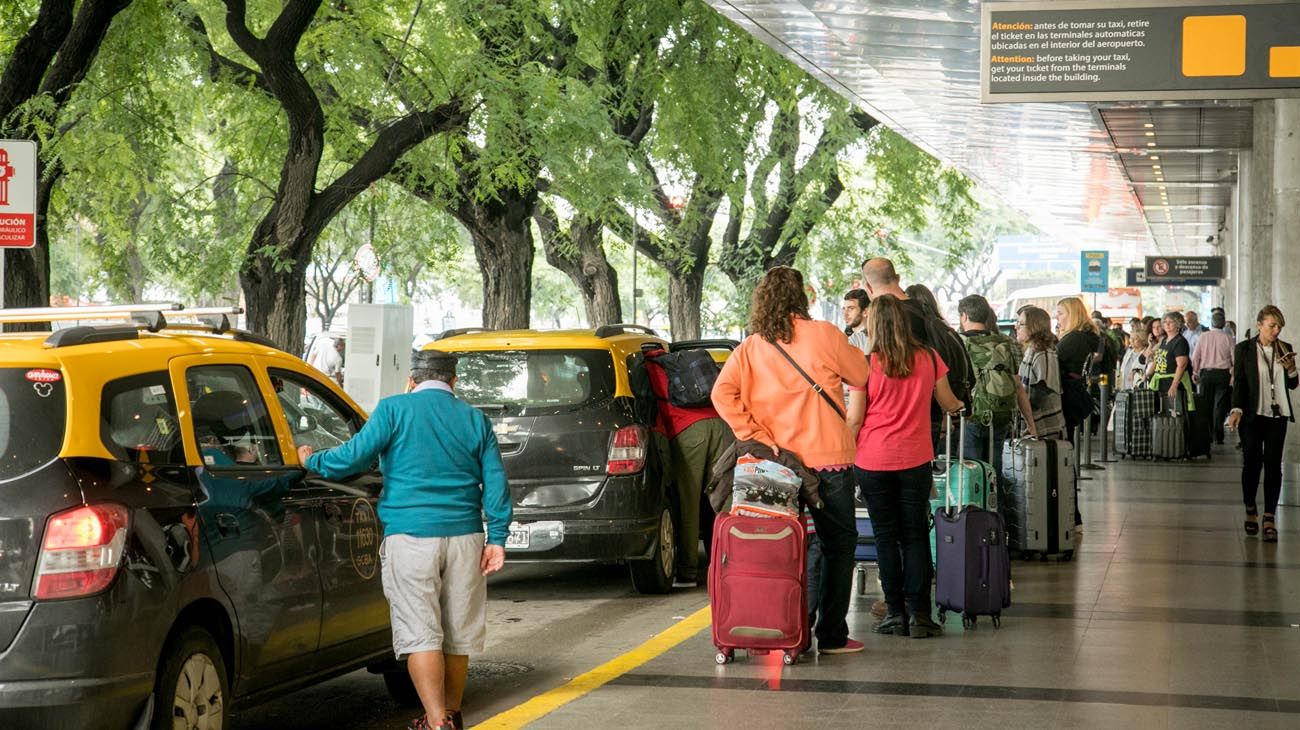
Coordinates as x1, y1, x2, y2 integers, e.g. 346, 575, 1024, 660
964, 332, 1020, 426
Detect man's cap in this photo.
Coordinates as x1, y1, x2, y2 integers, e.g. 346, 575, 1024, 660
411, 349, 457, 371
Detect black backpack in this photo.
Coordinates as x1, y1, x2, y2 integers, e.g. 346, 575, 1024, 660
647, 349, 720, 408
626, 352, 658, 425
922, 316, 975, 407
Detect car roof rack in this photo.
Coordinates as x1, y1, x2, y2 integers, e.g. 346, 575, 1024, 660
595, 323, 658, 338
670, 338, 739, 352
436, 327, 494, 340
0, 304, 283, 351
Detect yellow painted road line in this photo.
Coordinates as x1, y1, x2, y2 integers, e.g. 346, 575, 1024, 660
475, 605, 712, 729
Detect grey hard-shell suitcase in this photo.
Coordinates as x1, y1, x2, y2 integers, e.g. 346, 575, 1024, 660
1151, 397, 1187, 460
1000, 436, 1076, 559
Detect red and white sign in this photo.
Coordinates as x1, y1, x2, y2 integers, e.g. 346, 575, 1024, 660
1151, 258, 1170, 276
25, 369, 62, 383
0, 139, 37, 249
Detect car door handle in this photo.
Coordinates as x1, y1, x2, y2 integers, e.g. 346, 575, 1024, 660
323, 503, 343, 525
216, 513, 241, 537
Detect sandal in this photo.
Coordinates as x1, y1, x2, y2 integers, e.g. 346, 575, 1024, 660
1262, 514, 1278, 543
1245, 508, 1260, 536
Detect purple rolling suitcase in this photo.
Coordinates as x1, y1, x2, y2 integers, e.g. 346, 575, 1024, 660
934, 417, 1012, 629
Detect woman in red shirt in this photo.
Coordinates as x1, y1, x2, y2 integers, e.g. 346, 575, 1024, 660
847, 295, 964, 639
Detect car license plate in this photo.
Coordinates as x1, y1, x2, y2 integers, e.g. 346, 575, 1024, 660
505, 528, 529, 549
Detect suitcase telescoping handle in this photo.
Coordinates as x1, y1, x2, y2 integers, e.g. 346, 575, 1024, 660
944, 413, 967, 516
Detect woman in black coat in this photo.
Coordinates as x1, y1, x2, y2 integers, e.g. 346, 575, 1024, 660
1227, 305, 1298, 542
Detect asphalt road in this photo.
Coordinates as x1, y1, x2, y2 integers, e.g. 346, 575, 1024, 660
228, 563, 709, 729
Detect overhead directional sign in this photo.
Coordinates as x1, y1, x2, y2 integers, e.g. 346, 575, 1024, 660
1145, 255, 1224, 279
0, 139, 37, 249
981, 0, 1300, 103
1127, 267, 1218, 287
1081, 250, 1109, 293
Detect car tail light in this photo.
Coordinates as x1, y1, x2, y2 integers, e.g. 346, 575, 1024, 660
34, 504, 130, 600
607, 425, 648, 475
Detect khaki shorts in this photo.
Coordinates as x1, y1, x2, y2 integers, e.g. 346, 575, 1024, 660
380, 533, 486, 657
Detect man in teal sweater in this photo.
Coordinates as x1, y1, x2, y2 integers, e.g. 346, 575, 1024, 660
298, 350, 511, 730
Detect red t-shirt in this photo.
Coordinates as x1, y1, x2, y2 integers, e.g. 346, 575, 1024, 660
853, 348, 947, 472
646, 351, 721, 438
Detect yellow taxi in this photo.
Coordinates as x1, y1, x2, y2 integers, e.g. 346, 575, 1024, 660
0, 304, 405, 730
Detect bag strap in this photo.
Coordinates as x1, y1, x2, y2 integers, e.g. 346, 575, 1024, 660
771, 340, 846, 420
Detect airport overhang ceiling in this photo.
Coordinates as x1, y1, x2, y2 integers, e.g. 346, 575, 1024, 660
705, 0, 1250, 262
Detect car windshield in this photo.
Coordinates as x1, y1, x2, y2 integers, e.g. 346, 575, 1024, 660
0, 368, 67, 480
451, 349, 615, 414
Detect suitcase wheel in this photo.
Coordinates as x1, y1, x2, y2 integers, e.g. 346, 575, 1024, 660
937, 609, 946, 624
992, 614, 1002, 629
715, 649, 733, 665
1061, 550, 1074, 563
783, 650, 799, 666
962, 614, 977, 629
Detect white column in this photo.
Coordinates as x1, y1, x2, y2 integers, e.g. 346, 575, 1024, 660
1274, 99, 1300, 324
1237, 152, 1254, 324
1254, 99, 1276, 309
1270, 99, 1300, 455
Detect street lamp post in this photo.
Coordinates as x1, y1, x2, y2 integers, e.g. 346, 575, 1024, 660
626, 210, 631, 323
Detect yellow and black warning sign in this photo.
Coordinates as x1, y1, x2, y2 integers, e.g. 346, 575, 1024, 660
982, 0, 1300, 102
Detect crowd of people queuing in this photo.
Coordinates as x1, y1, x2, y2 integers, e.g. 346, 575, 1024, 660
286, 250, 1287, 726
709, 258, 1289, 652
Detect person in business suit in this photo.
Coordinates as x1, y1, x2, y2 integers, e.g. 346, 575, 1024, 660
1227, 305, 1298, 543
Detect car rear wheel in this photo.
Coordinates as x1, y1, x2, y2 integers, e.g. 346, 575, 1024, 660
629, 504, 676, 594
154, 625, 227, 730
383, 669, 421, 706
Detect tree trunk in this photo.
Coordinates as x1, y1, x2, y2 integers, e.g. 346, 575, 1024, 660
470, 224, 533, 330
537, 209, 622, 327
240, 243, 308, 352
667, 264, 705, 341
4, 167, 54, 330
453, 184, 537, 330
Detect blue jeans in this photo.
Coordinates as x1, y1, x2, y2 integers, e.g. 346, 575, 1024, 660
807, 469, 858, 648
857, 464, 933, 617
962, 420, 1008, 478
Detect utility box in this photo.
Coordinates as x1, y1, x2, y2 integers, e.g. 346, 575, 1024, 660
344, 303, 414, 413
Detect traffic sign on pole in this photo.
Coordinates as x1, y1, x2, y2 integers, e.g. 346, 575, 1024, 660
0, 140, 37, 249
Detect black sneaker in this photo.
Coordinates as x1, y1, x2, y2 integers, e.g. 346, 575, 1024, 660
871, 613, 909, 636
909, 614, 944, 638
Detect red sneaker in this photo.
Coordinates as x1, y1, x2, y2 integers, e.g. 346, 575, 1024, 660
819, 638, 865, 655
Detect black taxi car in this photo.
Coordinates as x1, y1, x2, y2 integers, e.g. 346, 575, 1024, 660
428, 325, 685, 593
0, 305, 401, 730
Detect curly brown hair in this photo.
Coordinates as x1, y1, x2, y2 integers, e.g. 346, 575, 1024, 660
749, 266, 810, 344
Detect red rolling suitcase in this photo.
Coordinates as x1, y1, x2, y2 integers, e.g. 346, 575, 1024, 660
710, 512, 808, 665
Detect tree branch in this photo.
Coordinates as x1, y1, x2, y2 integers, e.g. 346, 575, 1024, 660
0, 0, 74, 123
175, 1, 271, 93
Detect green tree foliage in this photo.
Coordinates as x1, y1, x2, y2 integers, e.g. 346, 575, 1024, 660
178, 0, 468, 349
798, 127, 980, 309
0, 0, 136, 320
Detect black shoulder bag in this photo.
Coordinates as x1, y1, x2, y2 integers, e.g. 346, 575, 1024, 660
771, 341, 846, 420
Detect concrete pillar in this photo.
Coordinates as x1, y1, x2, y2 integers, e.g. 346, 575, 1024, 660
1220, 180, 1237, 312
1254, 99, 1276, 308
1274, 98, 1300, 323
1237, 152, 1254, 323
1270, 99, 1300, 455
